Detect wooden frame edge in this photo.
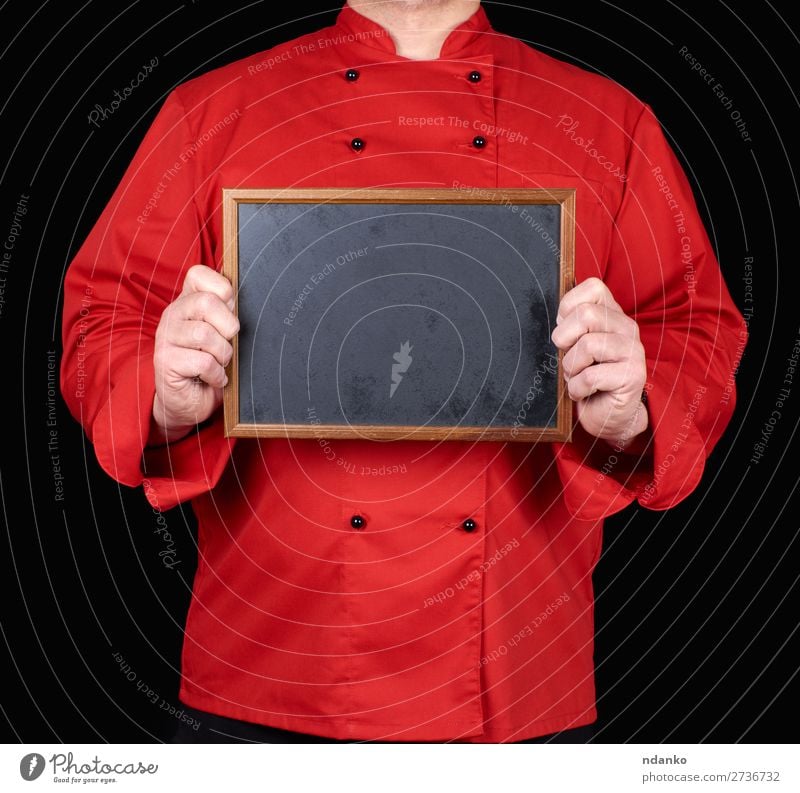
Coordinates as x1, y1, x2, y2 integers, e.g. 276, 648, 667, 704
226, 423, 568, 442
222, 189, 240, 437
557, 189, 576, 443
222, 187, 576, 443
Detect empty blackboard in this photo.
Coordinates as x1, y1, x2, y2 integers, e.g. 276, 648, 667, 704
222, 188, 574, 442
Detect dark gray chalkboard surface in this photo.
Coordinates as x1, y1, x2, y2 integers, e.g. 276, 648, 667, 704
223, 188, 574, 441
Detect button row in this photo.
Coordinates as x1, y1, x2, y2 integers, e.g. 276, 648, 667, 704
350, 135, 488, 152
343, 69, 484, 83
349, 514, 478, 532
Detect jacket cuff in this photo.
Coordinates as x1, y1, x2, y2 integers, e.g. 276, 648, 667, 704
90, 352, 235, 510
552, 427, 645, 521
634, 361, 706, 511
91, 352, 157, 489
553, 362, 706, 520
141, 415, 235, 511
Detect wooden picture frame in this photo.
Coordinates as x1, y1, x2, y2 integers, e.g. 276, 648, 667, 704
222, 187, 574, 442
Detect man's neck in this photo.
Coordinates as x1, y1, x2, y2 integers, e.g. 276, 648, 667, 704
346, 0, 481, 60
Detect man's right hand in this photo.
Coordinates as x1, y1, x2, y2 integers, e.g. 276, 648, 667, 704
149, 264, 239, 445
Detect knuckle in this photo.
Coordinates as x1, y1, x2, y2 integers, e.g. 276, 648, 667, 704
586, 276, 604, 294
576, 333, 593, 357
186, 264, 205, 283
219, 278, 234, 302
224, 313, 240, 338
191, 322, 212, 346
616, 331, 632, 352
194, 351, 214, 375
566, 340, 582, 366
194, 291, 215, 315
576, 303, 598, 326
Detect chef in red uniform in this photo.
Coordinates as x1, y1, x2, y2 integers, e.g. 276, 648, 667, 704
60, 0, 746, 742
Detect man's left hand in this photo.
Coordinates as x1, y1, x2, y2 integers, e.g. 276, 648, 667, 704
551, 277, 648, 448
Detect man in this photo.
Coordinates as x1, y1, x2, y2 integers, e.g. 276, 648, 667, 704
60, 0, 746, 742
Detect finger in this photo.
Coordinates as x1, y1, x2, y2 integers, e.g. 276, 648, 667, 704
166, 320, 233, 366
566, 361, 643, 401
556, 277, 622, 323
171, 291, 240, 340
181, 264, 235, 310
165, 348, 228, 389
562, 332, 642, 377
551, 302, 638, 350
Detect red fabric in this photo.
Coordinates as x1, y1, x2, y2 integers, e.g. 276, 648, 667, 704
60, 3, 746, 741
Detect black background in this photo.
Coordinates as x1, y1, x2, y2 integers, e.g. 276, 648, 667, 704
0, 0, 797, 743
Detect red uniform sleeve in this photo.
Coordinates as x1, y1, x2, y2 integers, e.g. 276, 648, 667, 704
60, 89, 234, 511
554, 103, 747, 520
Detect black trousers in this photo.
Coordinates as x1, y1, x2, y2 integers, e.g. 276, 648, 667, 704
169, 703, 595, 744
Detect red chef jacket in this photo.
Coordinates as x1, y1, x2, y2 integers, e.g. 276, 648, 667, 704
60, 3, 746, 742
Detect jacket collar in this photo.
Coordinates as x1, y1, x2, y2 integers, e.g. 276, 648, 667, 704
334, 2, 493, 60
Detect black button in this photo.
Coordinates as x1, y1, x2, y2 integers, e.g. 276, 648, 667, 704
350, 514, 365, 529
472, 135, 486, 149
345, 69, 359, 82
350, 137, 365, 152
468, 70, 482, 83
462, 518, 477, 532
